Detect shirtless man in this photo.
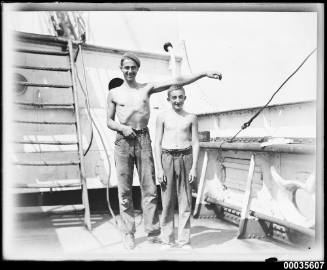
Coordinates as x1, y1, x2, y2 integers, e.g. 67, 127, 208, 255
154, 86, 199, 249
107, 52, 221, 249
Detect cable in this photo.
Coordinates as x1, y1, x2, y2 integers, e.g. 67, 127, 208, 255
218, 47, 317, 152
75, 67, 94, 156
72, 43, 93, 157
74, 44, 119, 229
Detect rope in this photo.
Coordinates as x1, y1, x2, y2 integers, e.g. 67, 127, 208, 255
218, 48, 317, 152
74, 52, 93, 157
74, 44, 119, 229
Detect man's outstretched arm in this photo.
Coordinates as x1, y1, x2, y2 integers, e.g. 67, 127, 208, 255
148, 71, 222, 95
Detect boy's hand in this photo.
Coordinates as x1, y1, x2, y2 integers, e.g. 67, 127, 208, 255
206, 71, 222, 80
188, 168, 197, 183
157, 169, 167, 185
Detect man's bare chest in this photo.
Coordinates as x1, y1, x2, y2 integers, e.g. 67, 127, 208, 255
114, 90, 149, 108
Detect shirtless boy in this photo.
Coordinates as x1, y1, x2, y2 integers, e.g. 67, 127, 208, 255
107, 52, 221, 249
154, 85, 199, 249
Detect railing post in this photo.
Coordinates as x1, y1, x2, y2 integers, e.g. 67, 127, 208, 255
193, 150, 209, 217
237, 154, 255, 238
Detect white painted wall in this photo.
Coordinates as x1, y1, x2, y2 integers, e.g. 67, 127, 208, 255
197, 101, 316, 139
8, 9, 318, 114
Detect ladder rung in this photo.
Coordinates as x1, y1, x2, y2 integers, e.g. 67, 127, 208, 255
15, 82, 72, 88
15, 65, 71, 72
14, 160, 80, 166
14, 120, 76, 125
14, 102, 74, 108
14, 140, 78, 145
15, 48, 69, 56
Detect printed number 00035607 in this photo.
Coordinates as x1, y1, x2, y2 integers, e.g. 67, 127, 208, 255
284, 262, 325, 269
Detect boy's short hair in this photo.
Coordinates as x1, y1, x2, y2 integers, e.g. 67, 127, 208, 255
120, 52, 141, 68
167, 85, 185, 97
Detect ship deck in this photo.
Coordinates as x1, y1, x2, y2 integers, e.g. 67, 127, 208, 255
6, 205, 315, 261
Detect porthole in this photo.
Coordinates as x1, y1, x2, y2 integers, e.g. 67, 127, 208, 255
14, 73, 28, 96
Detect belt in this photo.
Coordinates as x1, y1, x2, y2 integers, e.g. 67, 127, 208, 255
162, 146, 192, 155
116, 127, 149, 138
132, 127, 149, 134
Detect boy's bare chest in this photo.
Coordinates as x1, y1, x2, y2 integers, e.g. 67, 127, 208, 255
164, 115, 192, 131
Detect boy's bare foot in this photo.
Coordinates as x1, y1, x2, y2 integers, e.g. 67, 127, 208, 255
176, 242, 192, 249
147, 235, 162, 244
160, 241, 176, 249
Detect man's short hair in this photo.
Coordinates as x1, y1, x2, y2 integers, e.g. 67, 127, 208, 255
120, 52, 141, 68
167, 85, 185, 97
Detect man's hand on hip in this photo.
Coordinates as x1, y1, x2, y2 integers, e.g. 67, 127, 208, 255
121, 125, 136, 137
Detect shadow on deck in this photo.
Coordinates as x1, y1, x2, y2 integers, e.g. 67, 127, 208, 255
6, 204, 310, 261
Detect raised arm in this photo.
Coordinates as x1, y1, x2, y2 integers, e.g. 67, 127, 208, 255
106, 92, 136, 137
189, 115, 200, 183
148, 71, 222, 95
154, 114, 166, 185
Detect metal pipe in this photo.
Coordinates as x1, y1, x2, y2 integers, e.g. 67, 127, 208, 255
15, 82, 72, 88
15, 48, 69, 56
14, 102, 74, 107
14, 120, 76, 125
14, 161, 80, 166
15, 182, 81, 188
14, 65, 70, 72
163, 42, 177, 77
14, 140, 77, 145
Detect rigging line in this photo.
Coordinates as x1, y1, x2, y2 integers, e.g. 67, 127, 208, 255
75, 67, 119, 229
182, 40, 217, 111
218, 47, 317, 152
240, 48, 317, 132
75, 45, 119, 229
74, 58, 93, 157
